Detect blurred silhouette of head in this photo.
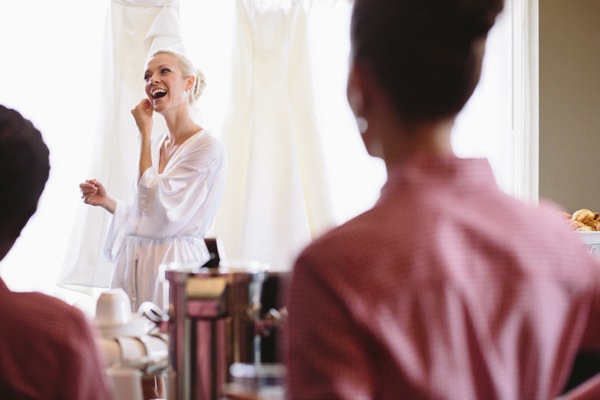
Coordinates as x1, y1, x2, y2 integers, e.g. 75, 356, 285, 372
0, 105, 50, 259
350, 0, 504, 126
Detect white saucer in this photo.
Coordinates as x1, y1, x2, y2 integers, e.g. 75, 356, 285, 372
93, 315, 154, 339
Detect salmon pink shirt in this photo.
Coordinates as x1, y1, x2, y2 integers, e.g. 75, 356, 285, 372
286, 155, 600, 400
0, 278, 111, 399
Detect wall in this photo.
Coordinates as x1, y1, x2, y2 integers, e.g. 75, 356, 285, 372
539, 0, 600, 213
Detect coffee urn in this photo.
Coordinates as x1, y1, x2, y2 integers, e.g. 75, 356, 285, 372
162, 262, 286, 400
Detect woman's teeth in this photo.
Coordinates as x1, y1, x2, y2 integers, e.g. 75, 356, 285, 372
152, 89, 167, 99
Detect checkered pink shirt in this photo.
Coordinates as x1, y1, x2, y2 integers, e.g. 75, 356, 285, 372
285, 155, 600, 400
0, 278, 111, 399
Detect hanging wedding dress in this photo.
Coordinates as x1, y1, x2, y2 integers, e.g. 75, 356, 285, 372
211, 0, 335, 270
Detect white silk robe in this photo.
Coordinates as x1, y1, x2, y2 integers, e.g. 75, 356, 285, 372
104, 129, 226, 310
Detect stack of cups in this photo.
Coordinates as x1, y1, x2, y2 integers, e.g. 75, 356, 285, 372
95, 289, 132, 326
106, 367, 143, 400
96, 290, 143, 399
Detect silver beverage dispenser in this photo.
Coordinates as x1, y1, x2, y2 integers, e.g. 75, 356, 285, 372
162, 262, 287, 400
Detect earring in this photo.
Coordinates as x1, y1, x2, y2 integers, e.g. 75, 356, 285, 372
356, 116, 368, 133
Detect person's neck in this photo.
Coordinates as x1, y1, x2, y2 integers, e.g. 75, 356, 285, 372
383, 118, 455, 174
162, 107, 202, 145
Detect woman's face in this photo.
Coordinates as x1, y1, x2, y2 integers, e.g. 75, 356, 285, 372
143, 53, 192, 112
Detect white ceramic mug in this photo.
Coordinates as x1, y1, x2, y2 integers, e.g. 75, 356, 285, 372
95, 289, 132, 326
106, 367, 143, 400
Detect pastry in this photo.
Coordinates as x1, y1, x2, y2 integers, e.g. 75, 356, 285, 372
570, 208, 600, 231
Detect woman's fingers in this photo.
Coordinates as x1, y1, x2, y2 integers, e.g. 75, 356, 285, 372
132, 99, 152, 115
80, 179, 100, 199
81, 189, 97, 199
80, 179, 97, 188
131, 99, 154, 137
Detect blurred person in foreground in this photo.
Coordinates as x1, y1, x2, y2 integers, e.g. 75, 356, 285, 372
0, 105, 111, 399
285, 0, 600, 399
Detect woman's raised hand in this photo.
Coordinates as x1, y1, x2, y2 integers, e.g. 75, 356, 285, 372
131, 98, 153, 139
79, 179, 116, 214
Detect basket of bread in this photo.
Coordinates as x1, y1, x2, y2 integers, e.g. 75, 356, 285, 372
565, 209, 600, 256
567, 209, 600, 232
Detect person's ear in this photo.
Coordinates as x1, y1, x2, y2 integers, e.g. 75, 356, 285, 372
347, 63, 366, 117
186, 76, 195, 92
347, 62, 373, 133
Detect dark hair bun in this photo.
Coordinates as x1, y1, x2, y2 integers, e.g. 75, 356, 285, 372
352, 0, 504, 47
441, 0, 504, 41
351, 0, 504, 123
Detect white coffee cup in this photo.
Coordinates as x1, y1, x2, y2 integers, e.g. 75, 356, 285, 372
95, 289, 132, 326
106, 367, 143, 400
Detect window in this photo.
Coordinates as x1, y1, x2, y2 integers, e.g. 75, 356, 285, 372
0, 0, 537, 296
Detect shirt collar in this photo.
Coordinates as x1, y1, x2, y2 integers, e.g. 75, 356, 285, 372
381, 154, 497, 197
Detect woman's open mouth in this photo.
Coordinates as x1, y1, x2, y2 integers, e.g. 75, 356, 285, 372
151, 89, 167, 99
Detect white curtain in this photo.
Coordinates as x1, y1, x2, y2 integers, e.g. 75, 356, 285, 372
210, 0, 336, 271
59, 0, 185, 288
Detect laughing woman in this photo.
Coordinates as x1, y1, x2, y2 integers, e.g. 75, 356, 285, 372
80, 49, 226, 310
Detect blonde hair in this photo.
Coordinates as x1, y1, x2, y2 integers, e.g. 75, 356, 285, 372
149, 49, 207, 105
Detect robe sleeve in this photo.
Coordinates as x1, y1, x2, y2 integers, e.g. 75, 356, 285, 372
103, 199, 132, 262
